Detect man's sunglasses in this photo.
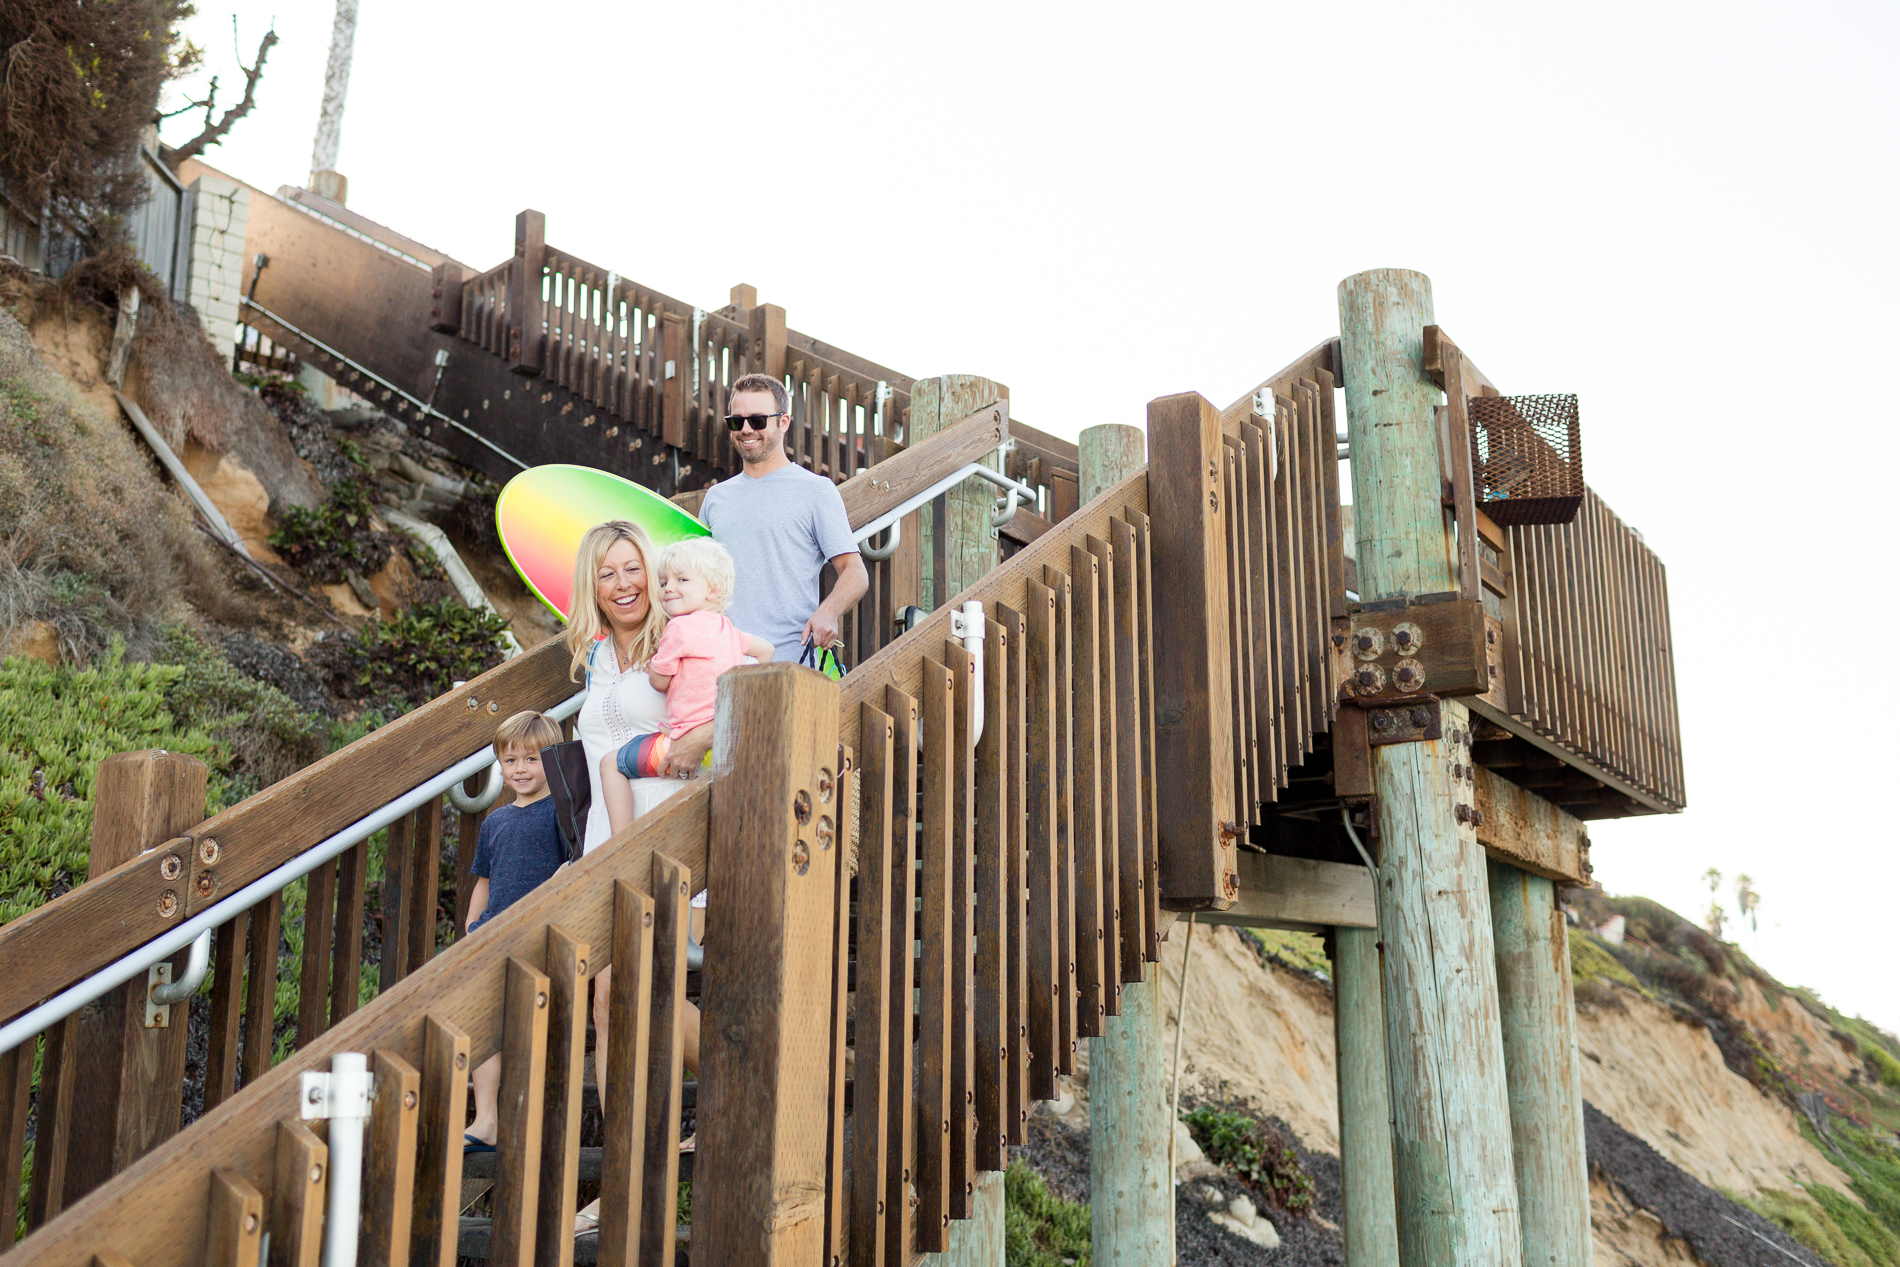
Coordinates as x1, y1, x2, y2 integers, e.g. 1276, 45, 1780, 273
724, 413, 783, 432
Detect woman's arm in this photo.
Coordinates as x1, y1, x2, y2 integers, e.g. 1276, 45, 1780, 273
647, 667, 674, 692
745, 634, 774, 662
663, 721, 713, 777
465, 877, 490, 933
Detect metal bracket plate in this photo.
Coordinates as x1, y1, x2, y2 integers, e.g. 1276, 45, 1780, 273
1365, 701, 1443, 747
143, 961, 172, 1029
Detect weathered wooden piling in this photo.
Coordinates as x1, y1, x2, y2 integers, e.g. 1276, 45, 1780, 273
1339, 268, 1523, 1265
1488, 861, 1591, 1266
1332, 925, 1401, 1266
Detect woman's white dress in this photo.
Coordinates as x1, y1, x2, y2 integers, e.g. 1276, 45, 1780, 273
575, 638, 690, 855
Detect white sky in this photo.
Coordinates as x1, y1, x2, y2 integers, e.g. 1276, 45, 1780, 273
160, 1, 1900, 1033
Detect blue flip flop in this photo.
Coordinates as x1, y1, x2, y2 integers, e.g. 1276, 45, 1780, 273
464, 1134, 496, 1154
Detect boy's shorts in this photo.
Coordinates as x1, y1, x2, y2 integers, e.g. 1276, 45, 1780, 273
616, 732, 672, 780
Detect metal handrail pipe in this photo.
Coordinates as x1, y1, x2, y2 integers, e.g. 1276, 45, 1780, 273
0, 691, 586, 1057
148, 928, 212, 1006
851, 462, 1041, 553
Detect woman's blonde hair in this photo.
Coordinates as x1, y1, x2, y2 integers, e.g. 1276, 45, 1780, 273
564, 520, 666, 682
656, 537, 736, 612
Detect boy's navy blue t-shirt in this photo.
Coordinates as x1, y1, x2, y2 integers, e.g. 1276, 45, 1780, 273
469, 796, 564, 932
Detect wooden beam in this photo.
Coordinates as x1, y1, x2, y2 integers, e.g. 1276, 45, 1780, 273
1195, 855, 1375, 932
1472, 767, 1591, 885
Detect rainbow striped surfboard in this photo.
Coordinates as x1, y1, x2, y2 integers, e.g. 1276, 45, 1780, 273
495, 464, 710, 620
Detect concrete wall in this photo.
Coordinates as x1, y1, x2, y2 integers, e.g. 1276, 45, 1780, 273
184, 174, 251, 367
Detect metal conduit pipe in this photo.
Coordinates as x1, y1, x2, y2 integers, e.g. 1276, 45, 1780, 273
851, 462, 1041, 556
148, 927, 212, 1006
0, 690, 587, 1058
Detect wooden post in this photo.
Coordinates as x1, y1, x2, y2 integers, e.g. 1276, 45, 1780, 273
508, 210, 545, 377
1339, 270, 1522, 1265
1488, 861, 1591, 1267
909, 376, 1007, 611
935, 1171, 1006, 1266
63, 750, 208, 1204
1145, 392, 1236, 911
1082, 421, 1168, 1265
694, 664, 842, 1266
1332, 926, 1401, 1267
748, 301, 787, 381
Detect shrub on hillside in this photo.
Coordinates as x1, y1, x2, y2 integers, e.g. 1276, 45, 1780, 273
1181, 1100, 1315, 1217
152, 626, 330, 799
1004, 1162, 1091, 1267
268, 480, 392, 585
310, 599, 510, 715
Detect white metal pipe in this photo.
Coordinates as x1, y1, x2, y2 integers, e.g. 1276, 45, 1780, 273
446, 760, 505, 815
316, 1052, 372, 1267
960, 600, 986, 743
0, 691, 586, 1058
148, 928, 212, 1006
852, 463, 1040, 549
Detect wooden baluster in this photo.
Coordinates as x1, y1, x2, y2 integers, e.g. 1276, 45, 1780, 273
1067, 545, 1106, 1037
381, 812, 413, 990
974, 617, 1010, 1170
882, 686, 920, 1267
824, 744, 855, 1266
941, 638, 978, 1219
853, 704, 897, 1267
1108, 518, 1147, 984
271, 1119, 327, 1267
1297, 381, 1331, 736
1083, 535, 1121, 1015
243, 894, 284, 1086
26, 1018, 76, 1229
412, 1017, 470, 1267
204, 912, 247, 1108
641, 855, 691, 1265
297, 860, 336, 1049
0, 1042, 32, 1247
1023, 582, 1060, 1099
1041, 565, 1077, 1073
596, 881, 653, 1267
915, 658, 956, 1250
408, 798, 443, 973
1240, 422, 1282, 802
362, 1050, 420, 1267
1222, 440, 1256, 827
1123, 510, 1161, 959
331, 839, 368, 1024
1278, 391, 1310, 752
660, 312, 687, 453
489, 959, 551, 1267
996, 602, 1030, 1141
455, 792, 485, 938
532, 928, 587, 1267
206, 1168, 264, 1267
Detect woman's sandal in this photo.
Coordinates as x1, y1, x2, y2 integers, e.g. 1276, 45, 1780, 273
463, 1134, 495, 1154
574, 1208, 601, 1238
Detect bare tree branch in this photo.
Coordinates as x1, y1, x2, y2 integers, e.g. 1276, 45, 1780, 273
171, 24, 277, 163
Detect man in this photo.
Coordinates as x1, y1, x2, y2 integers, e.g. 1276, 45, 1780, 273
699, 371, 869, 666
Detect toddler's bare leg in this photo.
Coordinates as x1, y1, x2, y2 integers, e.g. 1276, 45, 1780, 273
600, 752, 637, 834
466, 1053, 501, 1145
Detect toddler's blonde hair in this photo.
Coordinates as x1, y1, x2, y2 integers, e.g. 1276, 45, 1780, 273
657, 537, 737, 612
495, 710, 562, 757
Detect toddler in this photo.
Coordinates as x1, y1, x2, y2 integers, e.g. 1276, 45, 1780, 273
600, 537, 772, 832
462, 710, 567, 1152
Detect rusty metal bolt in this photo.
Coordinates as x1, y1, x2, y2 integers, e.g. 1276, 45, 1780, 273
1356, 634, 1374, 651
817, 815, 835, 850
456, 1053, 467, 1070
158, 890, 178, 918
1410, 707, 1431, 727
404, 1090, 417, 1110
245, 1214, 258, 1233
1396, 666, 1416, 684
310, 1163, 324, 1184
536, 992, 547, 1009
195, 872, 216, 898
1454, 805, 1469, 824
792, 841, 811, 875
793, 789, 813, 826
1472, 810, 1485, 826
1394, 629, 1412, 647
197, 838, 220, 865
1371, 711, 1394, 732
1357, 669, 1376, 687
1487, 627, 1498, 644
643, 910, 653, 928
577, 959, 587, 974
818, 767, 835, 803
159, 853, 183, 880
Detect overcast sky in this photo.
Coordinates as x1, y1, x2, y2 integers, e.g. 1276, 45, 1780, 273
160, 0, 1900, 1033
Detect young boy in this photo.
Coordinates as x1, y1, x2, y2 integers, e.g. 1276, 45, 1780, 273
462, 710, 566, 1152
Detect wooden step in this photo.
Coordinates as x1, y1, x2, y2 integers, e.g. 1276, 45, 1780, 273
456, 1216, 690, 1263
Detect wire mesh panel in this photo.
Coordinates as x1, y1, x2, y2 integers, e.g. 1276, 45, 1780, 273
1468, 393, 1583, 525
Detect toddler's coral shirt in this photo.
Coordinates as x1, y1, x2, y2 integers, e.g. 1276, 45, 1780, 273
649, 610, 749, 738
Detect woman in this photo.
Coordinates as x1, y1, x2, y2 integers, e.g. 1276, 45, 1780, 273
565, 520, 707, 1236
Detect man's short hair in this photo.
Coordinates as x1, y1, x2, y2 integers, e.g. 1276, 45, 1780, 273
728, 372, 790, 417
657, 537, 738, 612
495, 710, 562, 756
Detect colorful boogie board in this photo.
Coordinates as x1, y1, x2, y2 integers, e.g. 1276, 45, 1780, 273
496, 464, 710, 620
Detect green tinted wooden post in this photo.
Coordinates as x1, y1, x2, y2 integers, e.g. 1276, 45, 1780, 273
1080, 423, 1169, 1266
1339, 269, 1522, 1266
910, 376, 1007, 611
1332, 926, 1400, 1266
1488, 861, 1591, 1266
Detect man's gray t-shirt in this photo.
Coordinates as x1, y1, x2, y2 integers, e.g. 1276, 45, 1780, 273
701, 463, 859, 663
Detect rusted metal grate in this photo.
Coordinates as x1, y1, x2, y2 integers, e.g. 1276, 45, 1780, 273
1467, 393, 1583, 525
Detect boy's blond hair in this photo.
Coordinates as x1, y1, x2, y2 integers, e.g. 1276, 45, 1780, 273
495, 710, 562, 757
657, 537, 737, 612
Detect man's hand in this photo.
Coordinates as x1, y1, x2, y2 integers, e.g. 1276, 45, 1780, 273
802, 552, 869, 654
664, 722, 713, 778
